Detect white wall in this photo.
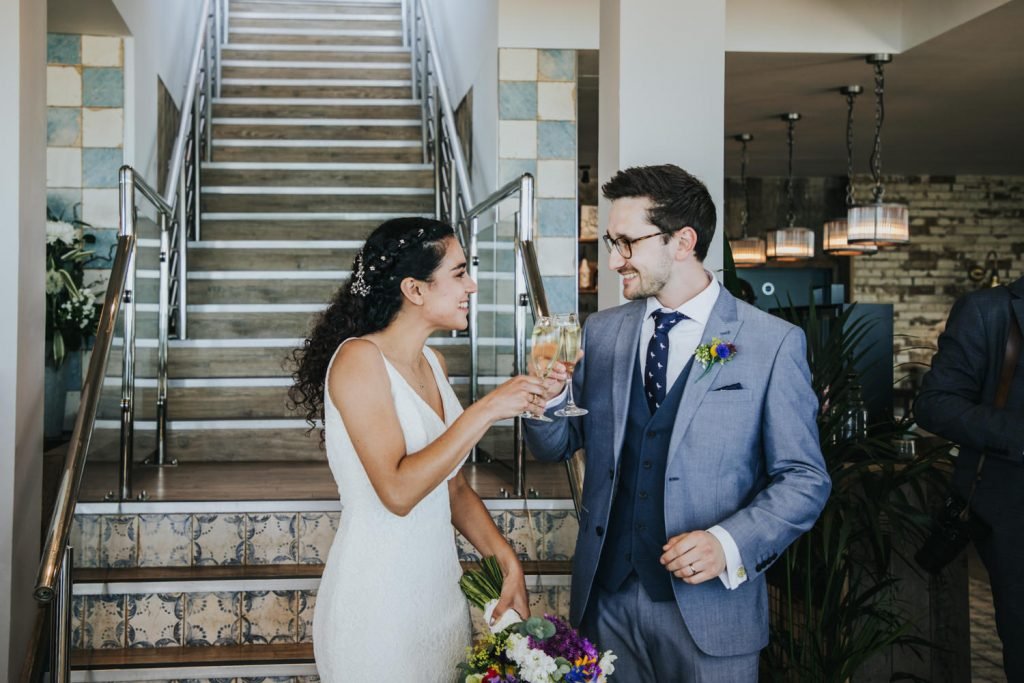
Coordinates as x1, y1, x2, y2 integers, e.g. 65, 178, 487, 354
111, 0, 205, 189
0, 0, 46, 676
427, 0, 500, 199
497, 0, 599, 49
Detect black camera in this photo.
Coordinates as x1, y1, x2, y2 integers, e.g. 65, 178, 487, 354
915, 494, 991, 574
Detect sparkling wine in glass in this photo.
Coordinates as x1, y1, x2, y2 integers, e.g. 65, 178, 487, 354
521, 317, 559, 422
554, 313, 588, 417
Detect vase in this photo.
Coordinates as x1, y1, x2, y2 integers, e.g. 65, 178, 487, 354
44, 356, 70, 439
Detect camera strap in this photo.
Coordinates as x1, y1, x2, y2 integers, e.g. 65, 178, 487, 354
962, 292, 1022, 515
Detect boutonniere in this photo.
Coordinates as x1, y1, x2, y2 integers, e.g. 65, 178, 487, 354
693, 337, 737, 381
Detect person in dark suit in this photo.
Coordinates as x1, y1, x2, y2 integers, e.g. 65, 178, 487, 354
915, 275, 1024, 680
526, 165, 831, 680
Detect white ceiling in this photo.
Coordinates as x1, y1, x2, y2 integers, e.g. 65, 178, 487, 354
724, 0, 1024, 176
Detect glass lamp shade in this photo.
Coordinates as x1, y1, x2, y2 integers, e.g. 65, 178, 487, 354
847, 202, 909, 245
767, 227, 815, 261
730, 237, 767, 267
823, 218, 878, 256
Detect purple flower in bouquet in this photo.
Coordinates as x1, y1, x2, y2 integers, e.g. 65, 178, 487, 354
529, 615, 600, 667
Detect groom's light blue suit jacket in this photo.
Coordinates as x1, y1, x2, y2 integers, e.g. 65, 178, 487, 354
525, 287, 831, 657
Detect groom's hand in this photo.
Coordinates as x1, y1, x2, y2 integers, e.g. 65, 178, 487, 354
660, 530, 726, 585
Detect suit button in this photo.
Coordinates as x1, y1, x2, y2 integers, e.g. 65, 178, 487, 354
639, 491, 648, 500
643, 460, 652, 470
596, 526, 604, 537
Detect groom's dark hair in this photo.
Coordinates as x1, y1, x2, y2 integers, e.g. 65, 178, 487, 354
601, 164, 717, 262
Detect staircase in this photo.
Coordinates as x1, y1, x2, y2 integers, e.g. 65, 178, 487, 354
68, 1, 576, 680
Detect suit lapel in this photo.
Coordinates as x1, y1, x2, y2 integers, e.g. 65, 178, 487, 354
1010, 277, 1024, 338
611, 301, 646, 464
667, 289, 744, 467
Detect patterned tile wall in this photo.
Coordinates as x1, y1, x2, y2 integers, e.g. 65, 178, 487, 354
71, 509, 576, 569
497, 48, 579, 316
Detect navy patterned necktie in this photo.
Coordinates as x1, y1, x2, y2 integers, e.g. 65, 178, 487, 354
644, 309, 688, 413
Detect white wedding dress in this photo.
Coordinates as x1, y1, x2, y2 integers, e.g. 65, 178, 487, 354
313, 339, 472, 682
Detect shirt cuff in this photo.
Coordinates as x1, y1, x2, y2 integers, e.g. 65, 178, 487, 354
707, 525, 747, 590
545, 387, 568, 409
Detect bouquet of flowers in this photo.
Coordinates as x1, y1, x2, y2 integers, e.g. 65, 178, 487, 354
459, 557, 616, 683
46, 216, 101, 367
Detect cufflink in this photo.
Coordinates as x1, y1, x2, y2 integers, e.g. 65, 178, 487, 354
736, 566, 746, 579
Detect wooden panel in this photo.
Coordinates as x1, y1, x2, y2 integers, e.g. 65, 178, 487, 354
188, 246, 358, 270
229, 32, 403, 47
201, 168, 433, 188
200, 192, 433, 213
72, 643, 314, 669
222, 65, 411, 80
231, 18, 401, 32
231, 1, 401, 15
213, 122, 420, 141
221, 48, 408, 63
219, 83, 412, 99
199, 218, 384, 241
212, 102, 420, 119
188, 278, 341, 305
211, 145, 423, 164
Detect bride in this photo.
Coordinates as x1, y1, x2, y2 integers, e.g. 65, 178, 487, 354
289, 217, 546, 681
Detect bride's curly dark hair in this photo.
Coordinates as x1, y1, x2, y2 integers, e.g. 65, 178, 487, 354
288, 217, 456, 442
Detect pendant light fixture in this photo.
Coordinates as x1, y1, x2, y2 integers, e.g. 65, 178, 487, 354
767, 113, 814, 261
848, 54, 909, 245
824, 85, 877, 256
729, 133, 766, 267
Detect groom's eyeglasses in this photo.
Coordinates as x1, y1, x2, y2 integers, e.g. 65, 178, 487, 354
602, 229, 669, 259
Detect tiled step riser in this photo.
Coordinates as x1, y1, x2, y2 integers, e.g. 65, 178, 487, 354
222, 65, 411, 80
229, 33, 403, 47
212, 123, 420, 141
221, 48, 408, 63
71, 509, 578, 569
73, 582, 569, 653
211, 145, 423, 163
213, 102, 420, 119
201, 168, 433, 188
231, 19, 401, 32
199, 218, 387, 240
200, 193, 432, 213
220, 84, 412, 99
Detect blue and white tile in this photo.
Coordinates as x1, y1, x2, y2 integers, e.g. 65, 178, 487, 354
82, 595, 126, 649
498, 158, 536, 186
82, 36, 122, 67
499, 48, 537, 81
537, 160, 577, 199
100, 515, 138, 568
298, 512, 338, 564
539, 49, 575, 82
82, 107, 123, 148
47, 147, 82, 188
70, 514, 102, 568
455, 531, 481, 562
297, 589, 317, 643
47, 107, 81, 147
193, 514, 246, 566
47, 33, 81, 65
127, 593, 184, 647
556, 585, 571, 618
47, 65, 82, 107
537, 238, 576, 276
543, 276, 578, 315
82, 147, 123, 188
241, 590, 296, 644
246, 513, 297, 565
498, 120, 536, 159
139, 514, 192, 567
499, 81, 537, 121
537, 82, 576, 121
540, 510, 578, 561
72, 595, 88, 648
538, 198, 577, 237
184, 592, 240, 646
500, 511, 540, 561
81, 188, 119, 227
47, 188, 83, 222
83, 228, 119, 268
538, 121, 576, 160
82, 67, 124, 107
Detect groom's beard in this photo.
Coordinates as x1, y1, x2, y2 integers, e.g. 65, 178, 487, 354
619, 255, 672, 300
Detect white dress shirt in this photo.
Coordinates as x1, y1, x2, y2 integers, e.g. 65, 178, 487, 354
639, 274, 746, 590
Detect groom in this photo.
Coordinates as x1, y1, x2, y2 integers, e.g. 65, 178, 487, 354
526, 164, 830, 680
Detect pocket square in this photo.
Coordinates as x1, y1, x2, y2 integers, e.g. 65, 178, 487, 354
713, 383, 744, 391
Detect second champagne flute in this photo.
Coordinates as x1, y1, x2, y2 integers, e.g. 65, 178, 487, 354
521, 317, 558, 422
554, 313, 588, 417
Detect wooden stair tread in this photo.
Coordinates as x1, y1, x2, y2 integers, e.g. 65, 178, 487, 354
72, 642, 314, 669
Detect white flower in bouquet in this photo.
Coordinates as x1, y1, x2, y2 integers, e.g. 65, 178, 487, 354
505, 632, 559, 683
45, 270, 65, 295
596, 652, 617, 682
46, 220, 79, 246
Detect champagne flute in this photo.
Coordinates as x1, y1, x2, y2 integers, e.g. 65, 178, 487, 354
554, 313, 588, 417
520, 317, 559, 422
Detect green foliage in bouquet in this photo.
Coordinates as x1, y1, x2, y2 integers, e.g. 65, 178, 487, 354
46, 210, 101, 368
762, 299, 949, 682
460, 555, 506, 610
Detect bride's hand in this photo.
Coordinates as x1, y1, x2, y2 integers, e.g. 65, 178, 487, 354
491, 561, 529, 626
478, 375, 546, 421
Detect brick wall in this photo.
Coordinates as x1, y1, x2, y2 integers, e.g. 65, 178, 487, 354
725, 175, 1024, 387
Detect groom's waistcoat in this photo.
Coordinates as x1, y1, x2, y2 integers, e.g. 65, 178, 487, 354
596, 356, 694, 602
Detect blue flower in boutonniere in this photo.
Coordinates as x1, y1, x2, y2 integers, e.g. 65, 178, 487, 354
693, 337, 738, 381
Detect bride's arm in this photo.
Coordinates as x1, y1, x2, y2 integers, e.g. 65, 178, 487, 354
449, 472, 529, 620
330, 340, 542, 517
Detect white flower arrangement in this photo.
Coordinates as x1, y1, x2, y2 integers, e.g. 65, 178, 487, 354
46, 214, 100, 367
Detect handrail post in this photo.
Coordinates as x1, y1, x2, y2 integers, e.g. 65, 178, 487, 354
194, 71, 204, 241
204, 19, 214, 164
49, 545, 72, 683
178, 163, 190, 340
468, 215, 480, 462
410, 1, 419, 102
149, 211, 173, 467
401, 0, 409, 47
433, 87, 442, 220
513, 207, 527, 498
214, 0, 223, 98
118, 167, 137, 502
